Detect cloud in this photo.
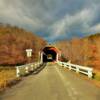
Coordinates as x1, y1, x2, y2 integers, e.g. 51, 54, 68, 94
0, 0, 45, 31
49, 6, 98, 39
90, 24, 100, 32
47, 2, 100, 40
0, 0, 100, 42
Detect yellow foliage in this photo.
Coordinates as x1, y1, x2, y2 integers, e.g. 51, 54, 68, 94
0, 67, 16, 89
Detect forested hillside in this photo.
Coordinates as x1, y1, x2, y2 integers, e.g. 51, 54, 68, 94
55, 33, 100, 71
0, 24, 47, 66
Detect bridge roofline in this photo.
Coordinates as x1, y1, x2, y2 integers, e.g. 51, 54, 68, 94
41, 44, 60, 53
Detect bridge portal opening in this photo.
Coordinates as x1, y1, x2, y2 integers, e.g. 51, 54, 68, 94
41, 46, 59, 63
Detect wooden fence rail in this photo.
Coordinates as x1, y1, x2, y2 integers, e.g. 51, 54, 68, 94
16, 62, 41, 77
57, 61, 93, 78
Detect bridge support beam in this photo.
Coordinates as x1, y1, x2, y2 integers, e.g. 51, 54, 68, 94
40, 52, 43, 64
56, 53, 58, 62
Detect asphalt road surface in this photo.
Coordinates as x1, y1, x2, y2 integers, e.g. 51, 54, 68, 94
1, 63, 100, 100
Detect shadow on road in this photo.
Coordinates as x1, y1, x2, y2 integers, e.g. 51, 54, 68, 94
31, 63, 47, 75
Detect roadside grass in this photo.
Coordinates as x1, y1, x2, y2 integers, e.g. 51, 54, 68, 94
0, 66, 18, 90
92, 70, 100, 87
93, 70, 100, 81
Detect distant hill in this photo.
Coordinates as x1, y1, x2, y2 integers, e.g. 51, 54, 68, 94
55, 33, 100, 71
0, 24, 47, 66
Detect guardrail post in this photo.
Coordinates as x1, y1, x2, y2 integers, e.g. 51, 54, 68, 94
69, 65, 71, 70
31, 64, 34, 71
76, 67, 79, 73
16, 66, 20, 77
68, 62, 72, 70
88, 70, 92, 78
25, 66, 29, 74
64, 64, 66, 68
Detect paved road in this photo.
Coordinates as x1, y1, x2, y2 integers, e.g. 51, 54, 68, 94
1, 63, 100, 100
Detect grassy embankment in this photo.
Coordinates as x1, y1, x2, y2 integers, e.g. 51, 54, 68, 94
93, 70, 100, 86
0, 66, 19, 90
94, 70, 100, 81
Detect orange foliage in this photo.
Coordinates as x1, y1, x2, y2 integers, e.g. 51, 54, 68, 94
0, 24, 47, 66
56, 33, 100, 71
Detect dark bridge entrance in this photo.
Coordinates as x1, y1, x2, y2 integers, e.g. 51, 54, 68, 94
40, 46, 60, 63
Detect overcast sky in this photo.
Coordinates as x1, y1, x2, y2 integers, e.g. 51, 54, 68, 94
0, 0, 100, 42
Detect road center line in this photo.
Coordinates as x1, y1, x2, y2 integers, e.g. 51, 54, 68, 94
54, 65, 79, 100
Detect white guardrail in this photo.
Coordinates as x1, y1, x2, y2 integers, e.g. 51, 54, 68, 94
57, 61, 93, 78
16, 62, 41, 77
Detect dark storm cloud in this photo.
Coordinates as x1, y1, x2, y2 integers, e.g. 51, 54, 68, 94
0, 0, 100, 42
